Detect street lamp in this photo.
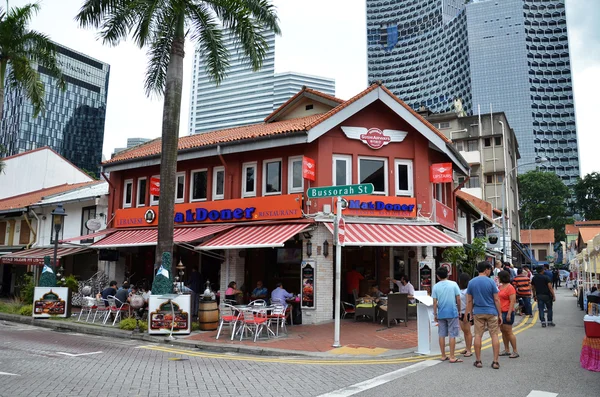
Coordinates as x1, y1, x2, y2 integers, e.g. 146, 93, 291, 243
51, 204, 67, 276
501, 157, 547, 261
529, 215, 551, 265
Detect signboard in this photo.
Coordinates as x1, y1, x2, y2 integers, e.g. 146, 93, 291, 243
307, 184, 373, 199
340, 126, 408, 149
430, 163, 453, 183
147, 294, 191, 335
338, 218, 346, 245
486, 226, 501, 249
115, 194, 303, 228
85, 218, 102, 231
435, 200, 455, 230
301, 261, 315, 309
150, 177, 160, 196
302, 156, 316, 181
474, 221, 486, 239
440, 262, 452, 276
335, 196, 417, 218
32, 287, 69, 318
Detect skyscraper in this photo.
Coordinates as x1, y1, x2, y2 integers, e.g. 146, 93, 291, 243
1, 43, 110, 176
273, 72, 336, 109
366, 0, 579, 183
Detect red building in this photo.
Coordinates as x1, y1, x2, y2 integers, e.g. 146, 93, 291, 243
97, 83, 469, 323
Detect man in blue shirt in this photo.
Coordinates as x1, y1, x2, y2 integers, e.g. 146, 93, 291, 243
271, 282, 294, 309
466, 261, 503, 370
251, 281, 268, 301
432, 267, 461, 363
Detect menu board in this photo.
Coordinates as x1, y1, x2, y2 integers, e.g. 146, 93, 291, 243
33, 287, 69, 318
301, 261, 315, 309
147, 294, 191, 335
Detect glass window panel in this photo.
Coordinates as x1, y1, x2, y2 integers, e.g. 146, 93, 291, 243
360, 159, 385, 192
192, 171, 207, 200
176, 175, 185, 200
244, 165, 255, 194
335, 159, 347, 185
216, 169, 224, 196
292, 160, 303, 189
137, 179, 146, 206
397, 164, 409, 191
265, 161, 281, 193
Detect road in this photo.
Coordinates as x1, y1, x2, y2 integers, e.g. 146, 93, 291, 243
0, 287, 597, 397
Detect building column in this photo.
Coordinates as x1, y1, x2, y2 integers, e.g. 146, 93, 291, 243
219, 249, 244, 295
303, 223, 333, 325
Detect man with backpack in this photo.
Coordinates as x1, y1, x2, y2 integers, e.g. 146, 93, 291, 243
512, 268, 532, 316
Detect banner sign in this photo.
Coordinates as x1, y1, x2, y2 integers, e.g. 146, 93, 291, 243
301, 261, 315, 309
302, 156, 316, 181
33, 287, 69, 318
147, 294, 191, 335
430, 163, 453, 183
150, 177, 160, 196
435, 200, 455, 230
335, 196, 417, 218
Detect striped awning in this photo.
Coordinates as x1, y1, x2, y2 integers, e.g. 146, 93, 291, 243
91, 225, 234, 248
198, 223, 311, 250
0, 247, 92, 265
324, 223, 462, 247
59, 228, 117, 243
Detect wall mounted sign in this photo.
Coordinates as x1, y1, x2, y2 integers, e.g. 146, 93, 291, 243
474, 221, 486, 239
85, 219, 102, 231
150, 177, 160, 196
486, 226, 501, 249
341, 126, 408, 149
335, 195, 416, 218
302, 156, 316, 181
440, 262, 452, 276
33, 287, 69, 318
301, 261, 316, 309
435, 200, 455, 230
429, 163, 453, 183
114, 194, 303, 228
147, 294, 191, 335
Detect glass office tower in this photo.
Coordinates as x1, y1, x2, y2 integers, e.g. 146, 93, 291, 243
0, 43, 110, 176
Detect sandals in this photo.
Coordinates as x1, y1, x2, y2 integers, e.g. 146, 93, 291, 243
473, 360, 482, 368
499, 351, 511, 357
449, 358, 463, 363
463, 352, 473, 357
509, 353, 520, 359
440, 356, 449, 361
491, 361, 500, 369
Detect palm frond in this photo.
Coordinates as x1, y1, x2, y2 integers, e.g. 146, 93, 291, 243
143, 8, 176, 95
238, 0, 281, 34
98, 1, 140, 46
76, 0, 127, 29
7, 2, 40, 25
132, 0, 167, 47
7, 57, 45, 117
21, 31, 65, 90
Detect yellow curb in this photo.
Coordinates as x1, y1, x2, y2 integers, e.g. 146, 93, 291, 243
328, 346, 389, 356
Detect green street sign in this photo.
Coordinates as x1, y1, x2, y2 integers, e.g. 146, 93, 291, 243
306, 183, 374, 199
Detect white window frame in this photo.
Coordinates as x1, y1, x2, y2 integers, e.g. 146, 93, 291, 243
123, 179, 133, 208
262, 158, 283, 196
150, 175, 160, 205
190, 168, 208, 202
136, 177, 147, 207
332, 155, 352, 186
358, 156, 388, 195
394, 159, 414, 197
288, 156, 304, 193
175, 172, 186, 204
242, 162, 257, 198
212, 166, 225, 200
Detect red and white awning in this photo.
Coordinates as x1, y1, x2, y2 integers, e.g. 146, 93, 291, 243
91, 225, 234, 248
198, 223, 311, 250
324, 223, 462, 247
0, 247, 92, 265
59, 228, 117, 243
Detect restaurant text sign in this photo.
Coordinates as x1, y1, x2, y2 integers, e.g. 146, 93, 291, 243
302, 156, 316, 181
335, 196, 417, 218
430, 163, 453, 183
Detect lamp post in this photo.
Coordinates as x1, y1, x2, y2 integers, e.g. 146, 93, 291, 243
529, 215, 551, 265
51, 204, 67, 275
501, 157, 547, 261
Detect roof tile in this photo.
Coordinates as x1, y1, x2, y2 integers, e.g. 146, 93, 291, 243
520, 229, 555, 244
0, 182, 99, 211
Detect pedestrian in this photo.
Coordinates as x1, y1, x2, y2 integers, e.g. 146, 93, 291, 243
189, 267, 202, 319
498, 271, 519, 358
432, 267, 462, 363
346, 266, 364, 303
458, 272, 473, 357
493, 260, 503, 287
552, 268, 560, 290
513, 268, 533, 316
465, 261, 502, 369
543, 264, 553, 282
532, 266, 556, 327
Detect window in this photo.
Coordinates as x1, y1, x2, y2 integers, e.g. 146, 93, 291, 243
136, 177, 147, 207
150, 175, 159, 205
213, 166, 225, 200
454, 141, 464, 151
486, 175, 493, 184
484, 138, 491, 147
495, 136, 502, 146
175, 172, 185, 203
496, 174, 504, 183
49, 217, 64, 244
538, 249, 547, 261
466, 140, 478, 151
81, 206, 97, 244
123, 179, 133, 208
288, 156, 304, 193
467, 176, 480, 188
242, 162, 257, 197
190, 169, 208, 201
19, 221, 30, 245
394, 159, 413, 196
359, 157, 388, 194
263, 159, 282, 195
0, 222, 5, 245
332, 155, 352, 186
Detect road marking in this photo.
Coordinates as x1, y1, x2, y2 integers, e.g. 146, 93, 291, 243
316, 360, 440, 396
56, 351, 103, 357
527, 391, 558, 397
0, 372, 20, 376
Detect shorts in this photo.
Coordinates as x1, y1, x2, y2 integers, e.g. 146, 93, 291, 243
502, 311, 515, 326
473, 314, 500, 336
438, 317, 460, 338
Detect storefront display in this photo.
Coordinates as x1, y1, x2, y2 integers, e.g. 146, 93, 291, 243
32, 287, 69, 318
419, 261, 433, 295
147, 294, 191, 335
301, 261, 315, 309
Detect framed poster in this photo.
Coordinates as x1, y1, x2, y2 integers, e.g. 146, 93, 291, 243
147, 294, 191, 335
301, 261, 315, 309
33, 287, 70, 318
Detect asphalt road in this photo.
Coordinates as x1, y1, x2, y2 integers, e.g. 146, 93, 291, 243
0, 286, 597, 397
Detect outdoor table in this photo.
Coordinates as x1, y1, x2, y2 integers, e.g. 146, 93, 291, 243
235, 305, 275, 341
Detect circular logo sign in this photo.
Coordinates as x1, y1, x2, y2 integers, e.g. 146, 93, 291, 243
144, 209, 156, 224
85, 219, 102, 231
359, 128, 391, 149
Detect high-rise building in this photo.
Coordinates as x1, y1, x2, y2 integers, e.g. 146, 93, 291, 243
366, 0, 579, 183
189, 32, 335, 134
112, 137, 152, 157
1, 43, 110, 177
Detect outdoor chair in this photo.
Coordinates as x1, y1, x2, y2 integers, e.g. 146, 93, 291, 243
248, 299, 267, 306
216, 303, 241, 340
239, 308, 268, 342
341, 301, 355, 319
380, 293, 408, 327
271, 298, 293, 325
104, 296, 130, 326
267, 303, 287, 337
353, 289, 376, 322
77, 297, 97, 322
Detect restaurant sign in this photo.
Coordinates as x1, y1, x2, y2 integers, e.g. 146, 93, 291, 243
341, 126, 408, 150
435, 200, 455, 230
335, 196, 416, 218
114, 194, 303, 228
429, 163, 453, 183
302, 156, 316, 181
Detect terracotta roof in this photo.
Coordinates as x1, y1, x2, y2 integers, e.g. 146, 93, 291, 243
1, 146, 95, 180
520, 229, 555, 245
578, 227, 600, 244
456, 191, 493, 218
0, 182, 99, 212
265, 87, 344, 122
574, 220, 600, 227
565, 224, 579, 235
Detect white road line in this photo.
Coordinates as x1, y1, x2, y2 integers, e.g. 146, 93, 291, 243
0, 372, 20, 376
527, 391, 558, 397
56, 351, 103, 357
316, 360, 440, 397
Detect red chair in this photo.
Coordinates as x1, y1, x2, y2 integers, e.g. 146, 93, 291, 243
341, 301, 355, 319
239, 308, 267, 342
216, 303, 242, 340
104, 296, 130, 326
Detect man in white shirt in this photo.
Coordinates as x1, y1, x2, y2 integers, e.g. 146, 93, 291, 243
387, 275, 415, 303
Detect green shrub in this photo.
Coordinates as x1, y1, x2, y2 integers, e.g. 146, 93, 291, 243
191, 321, 200, 332
57, 275, 79, 293
119, 317, 147, 331
19, 273, 35, 304
19, 305, 33, 316
0, 298, 24, 314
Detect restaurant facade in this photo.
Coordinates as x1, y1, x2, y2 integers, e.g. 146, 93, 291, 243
97, 83, 469, 324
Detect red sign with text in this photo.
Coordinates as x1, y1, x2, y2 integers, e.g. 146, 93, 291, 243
150, 177, 160, 196
435, 200, 455, 230
302, 156, 316, 181
430, 163, 453, 183
334, 196, 417, 218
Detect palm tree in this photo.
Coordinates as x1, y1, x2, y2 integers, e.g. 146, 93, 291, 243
76, 0, 280, 261
0, 3, 65, 120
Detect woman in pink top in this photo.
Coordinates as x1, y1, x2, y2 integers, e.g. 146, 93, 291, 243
498, 270, 519, 358
225, 281, 242, 301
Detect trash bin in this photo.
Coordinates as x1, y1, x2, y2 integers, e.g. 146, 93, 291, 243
198, 300, 218, 331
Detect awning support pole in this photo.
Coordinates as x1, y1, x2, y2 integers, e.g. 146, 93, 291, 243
333, 196, 343, 348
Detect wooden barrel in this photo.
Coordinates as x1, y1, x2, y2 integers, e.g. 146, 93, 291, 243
198, 300, 219, 331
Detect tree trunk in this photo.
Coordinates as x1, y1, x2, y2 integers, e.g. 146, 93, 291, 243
156, 24, 185, 263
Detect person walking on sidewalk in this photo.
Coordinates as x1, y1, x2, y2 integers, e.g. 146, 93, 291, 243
458, 273, 473, 357
432, 267, 462, 363
513, 268, 533, 316
532, 266, 556, 327
498, 271, 519, 359
465, 261, 503, 370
